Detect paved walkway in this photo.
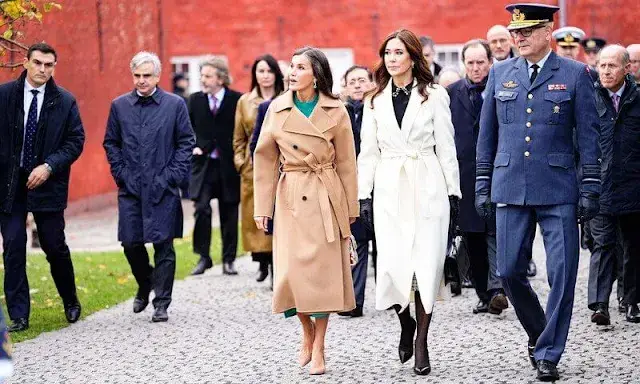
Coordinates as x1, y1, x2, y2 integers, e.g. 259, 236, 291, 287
7, 228, 639, 383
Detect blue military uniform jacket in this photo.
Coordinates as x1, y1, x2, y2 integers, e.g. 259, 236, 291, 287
476, 51, 601, 206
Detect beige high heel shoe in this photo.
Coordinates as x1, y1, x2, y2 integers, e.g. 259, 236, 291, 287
309, 349, 325, 375
298, 323, 315, 367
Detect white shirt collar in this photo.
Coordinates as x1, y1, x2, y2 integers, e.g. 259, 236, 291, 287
209, 87, 225, 102
607, 83, 625, 98
136, 87, 157, 97
25, 79, 46, 95
527, 49, 552, 71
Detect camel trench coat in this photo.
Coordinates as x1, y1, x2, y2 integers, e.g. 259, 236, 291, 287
233, 89, 272, 253
253, 91, 358, 314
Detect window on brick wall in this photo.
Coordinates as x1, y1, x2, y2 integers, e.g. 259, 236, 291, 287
435, 44, 464, 72
318, 48, 354, 94
170, 55, 229, 94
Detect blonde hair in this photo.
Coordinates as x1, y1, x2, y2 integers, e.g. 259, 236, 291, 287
199, 56, 231, 86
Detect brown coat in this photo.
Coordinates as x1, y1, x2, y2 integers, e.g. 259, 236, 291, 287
233, 89, 272, 253
253, 91, 358, 314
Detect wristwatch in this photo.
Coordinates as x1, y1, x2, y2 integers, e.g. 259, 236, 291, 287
43, 163, 53, 174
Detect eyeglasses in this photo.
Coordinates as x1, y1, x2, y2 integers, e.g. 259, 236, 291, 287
510, 25, 545, 38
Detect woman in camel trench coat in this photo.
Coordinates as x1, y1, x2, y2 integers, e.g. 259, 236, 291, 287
253, 47, 358, 375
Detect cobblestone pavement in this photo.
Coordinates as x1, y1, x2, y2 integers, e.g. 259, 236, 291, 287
8, 230, 640, 384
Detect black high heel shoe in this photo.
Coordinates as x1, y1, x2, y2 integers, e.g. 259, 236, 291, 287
413, 291, 432, 375
413, 344, 431, 375
399, 316, 416, 363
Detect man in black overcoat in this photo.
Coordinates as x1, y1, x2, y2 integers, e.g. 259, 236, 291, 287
0, 43, 85, 332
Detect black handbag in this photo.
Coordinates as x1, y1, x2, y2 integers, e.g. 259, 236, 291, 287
444, 235, 462, 285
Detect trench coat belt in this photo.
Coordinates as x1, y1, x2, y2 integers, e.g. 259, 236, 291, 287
379, 147, 436, 215
281, 159, 350, 243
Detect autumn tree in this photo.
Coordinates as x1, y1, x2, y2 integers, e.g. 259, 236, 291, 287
0, 0, 61, 68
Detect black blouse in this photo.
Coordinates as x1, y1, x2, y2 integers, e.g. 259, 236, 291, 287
392, 81, 413, 128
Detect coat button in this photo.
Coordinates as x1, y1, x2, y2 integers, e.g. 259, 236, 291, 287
528, 94, 533, 100
302, 196, 307, 201
525, 136, 531, 142
526, 108, 532, 114
524, 151, 530, 157
526, 122, 532, 127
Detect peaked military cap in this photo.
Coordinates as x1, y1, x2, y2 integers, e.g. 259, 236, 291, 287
581, 37, 607, 52
553, 26, 586, 47
505, 3, 559, 30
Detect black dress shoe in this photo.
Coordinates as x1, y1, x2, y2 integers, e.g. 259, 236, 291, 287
65, 303, 82, 323
527, 260, 537, 277
133, 286, 151, 313
461, 276, 474, 289
191, 257, 213, 276
527, 342, 537, 369
626, 303, 640, 323
472, 300, 489, 314
338, 306, 363, 317
489, 292, 509, 314
536, 360, 559, 381
398, 317, 416, 363
223, 262, 238, 275
152, 307, 168, 322
618, 298, 627, 314
450, 281, 461, 296
7, 318, 29, 332
256, 269, 268, 282
591, 302, 611, 326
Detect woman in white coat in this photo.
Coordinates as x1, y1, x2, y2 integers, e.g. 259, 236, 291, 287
358, 29, 461, 375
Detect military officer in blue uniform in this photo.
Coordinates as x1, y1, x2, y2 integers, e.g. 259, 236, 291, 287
476, 4, 601, 382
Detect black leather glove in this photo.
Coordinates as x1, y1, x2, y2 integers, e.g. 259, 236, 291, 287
359, 198, 373, 232
448, 196, 460, 237
475, 190, 494, 221
578, 192, 599, 224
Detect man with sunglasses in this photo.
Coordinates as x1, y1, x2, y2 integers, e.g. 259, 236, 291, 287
0, 43, 85, 332
476, 4, 600, 381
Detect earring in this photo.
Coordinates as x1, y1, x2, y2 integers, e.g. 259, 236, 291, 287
412, 62, 415, 68
313, 79, 317, 89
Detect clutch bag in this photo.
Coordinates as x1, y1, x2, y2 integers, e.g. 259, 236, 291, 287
348, 235, 358, 266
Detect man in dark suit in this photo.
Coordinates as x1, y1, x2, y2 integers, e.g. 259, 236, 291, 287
188, 57, 242, 276
448, 40, 508, 316
476, 4, 601, 381
0, 43, 85, 332
590, 46, 640, 324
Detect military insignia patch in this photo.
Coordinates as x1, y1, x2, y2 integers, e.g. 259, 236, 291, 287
548, 84, 567, 91
502, 80, 519, 88
553, 105, 561, 113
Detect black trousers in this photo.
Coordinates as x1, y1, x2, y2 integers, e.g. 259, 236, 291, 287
587, 214, 624, 309
464, 231, 501, 302
123, 241, 175, 309
192, 163, 238, 263
619, 213, 640, 305
0, 172, 77, 320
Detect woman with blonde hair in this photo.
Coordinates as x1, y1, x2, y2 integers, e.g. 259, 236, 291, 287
253, 47, 359, 375
358, 29, 461, 375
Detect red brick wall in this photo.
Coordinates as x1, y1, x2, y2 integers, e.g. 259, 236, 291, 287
1, 0, 639, 202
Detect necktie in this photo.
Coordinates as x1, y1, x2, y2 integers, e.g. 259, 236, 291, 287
210, 95, 218, 117
23, 89, 40, 170
530, 64, 539, 84
209, 94, 220, 159
612, 94, 620, 113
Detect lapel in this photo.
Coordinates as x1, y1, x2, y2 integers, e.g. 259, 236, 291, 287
400, 79, 421, 141
380, 81, 400, 131
215, 88, 230, 119
530, 52, 560, 91
274, 91, 340, 141
514, 57, 532, 92
457, 81, 474, 117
